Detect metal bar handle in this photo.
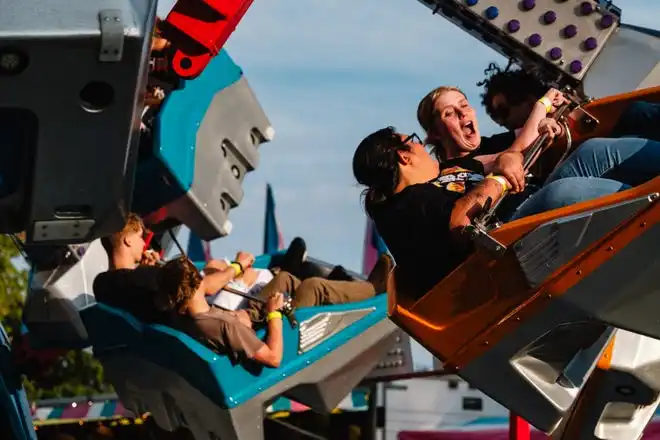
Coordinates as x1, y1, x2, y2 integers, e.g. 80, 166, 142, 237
477, 102, 572, 225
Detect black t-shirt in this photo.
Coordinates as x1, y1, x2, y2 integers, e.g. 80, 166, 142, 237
478, 131, 516, 156
371, 171, 484, 300
432, 131, 515, 180
93, 266, 167, 323
372, 132, 516, 299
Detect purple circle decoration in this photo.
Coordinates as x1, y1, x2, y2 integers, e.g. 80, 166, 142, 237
543, 11, 557, 24
584, 37, 598, 50
580, 1, 593, 15
569, 60, 583, 74
521, 0, 535, 11
528, 33, 542, 47
549, 47, 562, 60
600, 14, 614, 28
507, 19, 521, 33
563, 24, 578, 38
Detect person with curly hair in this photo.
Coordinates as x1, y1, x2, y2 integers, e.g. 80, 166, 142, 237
479, 61, 660, 142
159, 256, 286, 367
478, 62, 549, 132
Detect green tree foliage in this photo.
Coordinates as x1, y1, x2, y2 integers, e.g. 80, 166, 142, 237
22, 349, 114, 401
0, 235, 27, 340
0, 235, 113, 401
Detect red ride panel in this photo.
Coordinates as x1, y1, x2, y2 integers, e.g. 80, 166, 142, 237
164, 0, 255, 78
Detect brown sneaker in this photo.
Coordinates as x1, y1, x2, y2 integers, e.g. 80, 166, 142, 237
367, 254, 394, 294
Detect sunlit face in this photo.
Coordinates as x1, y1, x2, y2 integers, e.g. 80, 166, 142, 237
490, 93, 536, 131
397, 134, 440, 180
125, 227, 146, 262
431, 90, 481, 156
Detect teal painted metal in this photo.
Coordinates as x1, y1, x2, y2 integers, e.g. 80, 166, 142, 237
155, 50, 243, 191
83, 289, 387, 409
0, 324, 37, 440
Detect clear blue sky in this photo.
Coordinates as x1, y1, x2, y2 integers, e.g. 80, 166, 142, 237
157, 0, 658, 369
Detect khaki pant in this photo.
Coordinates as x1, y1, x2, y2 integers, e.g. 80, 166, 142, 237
247, 271, 376, 321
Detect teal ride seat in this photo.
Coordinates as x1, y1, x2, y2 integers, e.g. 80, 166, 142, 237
80, 303, 144, 354
81, 295, 396, 440
132, 49, 273, 240
0, 324, 37, 440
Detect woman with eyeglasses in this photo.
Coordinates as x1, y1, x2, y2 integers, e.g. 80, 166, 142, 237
352, 122, 660, 299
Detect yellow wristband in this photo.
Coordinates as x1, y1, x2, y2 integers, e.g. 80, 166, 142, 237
267, 311, 283, 322
537, 96, 553, 114
485, 174, 509, 197
229, 263, 243, 277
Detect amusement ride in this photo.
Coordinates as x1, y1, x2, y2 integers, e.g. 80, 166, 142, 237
0, 0, 659, 439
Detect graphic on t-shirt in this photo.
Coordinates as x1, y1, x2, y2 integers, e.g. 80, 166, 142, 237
433, 166, 484, 194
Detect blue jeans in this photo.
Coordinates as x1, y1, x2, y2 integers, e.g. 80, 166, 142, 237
510, 136, 660, 220
510, 177, 627, 220
610, 101, 660, 142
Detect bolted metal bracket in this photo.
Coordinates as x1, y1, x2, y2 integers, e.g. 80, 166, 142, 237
99, 10, 124, 62
32, 219, 95, 242
464, 224, 507, 257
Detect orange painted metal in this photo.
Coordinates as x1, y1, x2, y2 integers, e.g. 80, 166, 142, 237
388, 87, 660, 370
568, 86, 660, 144
596, 336, 616, 371
389, 175, 660, 370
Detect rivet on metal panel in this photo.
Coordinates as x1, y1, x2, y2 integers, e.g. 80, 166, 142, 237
482, 341, 489, 346
546, 294, 552, 299
606, 246, 614, 252
576, 269, 582, 275
98, 10, 124, 62
515, 316, 521, 321
641, 222, 647, 227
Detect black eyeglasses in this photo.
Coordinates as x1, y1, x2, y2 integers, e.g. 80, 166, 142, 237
401, 133, 422, 146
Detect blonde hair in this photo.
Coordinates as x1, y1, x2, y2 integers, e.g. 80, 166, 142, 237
100, 213, 145, 255
416, 86, 466, 139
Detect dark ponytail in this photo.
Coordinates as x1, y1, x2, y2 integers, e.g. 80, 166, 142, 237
352, 127, 409, 216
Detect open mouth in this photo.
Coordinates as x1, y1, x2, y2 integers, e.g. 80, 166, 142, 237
462, 121, 476, 136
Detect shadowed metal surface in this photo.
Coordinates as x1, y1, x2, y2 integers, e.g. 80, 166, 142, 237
0, 0, 158, 243
554, 330, 660, 440
82, 297, 397, 440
